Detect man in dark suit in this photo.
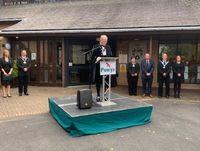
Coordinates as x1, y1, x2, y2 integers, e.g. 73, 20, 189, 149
141, 52, 154, 97
91, 35, 112, 102
157, 53, 171, 98
17, 50, 31, 96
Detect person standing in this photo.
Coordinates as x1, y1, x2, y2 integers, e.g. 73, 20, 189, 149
127, 56, 140, 96
0, 49, 13, 98
91, 35, 112, 102
141, 53, 154, 97
172, 55, 185, 98
157, 53, 171, 98
17, 50, 31, 96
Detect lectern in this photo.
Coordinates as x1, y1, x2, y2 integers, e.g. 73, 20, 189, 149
96, 57, 118, 106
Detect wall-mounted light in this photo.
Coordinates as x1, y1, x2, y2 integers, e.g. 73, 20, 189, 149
5, 43, 11, 50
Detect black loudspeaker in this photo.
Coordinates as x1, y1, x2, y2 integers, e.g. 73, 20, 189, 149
77, 89, 93, 109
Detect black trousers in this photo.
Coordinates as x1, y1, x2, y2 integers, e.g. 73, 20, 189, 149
18, 74, 29, 94
142, 77, 153, 95
174, 77, 182, 96
158, 77, 170, 97
174, 82, 181, 95
96, 75, 101, 97
128, 76, 138, 95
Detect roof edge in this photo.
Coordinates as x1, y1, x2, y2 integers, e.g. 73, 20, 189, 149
0, 18, 22, 22
1, 26, 200, 35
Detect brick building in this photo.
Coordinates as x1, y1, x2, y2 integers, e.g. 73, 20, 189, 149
0, 0, 200, 88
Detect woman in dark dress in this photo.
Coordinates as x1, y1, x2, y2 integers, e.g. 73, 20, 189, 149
0, 49, 13, 98
127, 56, 140, 96
172, 55, 185, 98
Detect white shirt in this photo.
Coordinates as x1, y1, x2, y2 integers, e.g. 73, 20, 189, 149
101, 46, 107, 56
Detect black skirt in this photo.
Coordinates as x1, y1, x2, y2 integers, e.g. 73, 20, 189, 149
1, 73, 13, 86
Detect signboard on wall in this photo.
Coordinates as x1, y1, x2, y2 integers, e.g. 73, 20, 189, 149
31, 53, 37, 60
129, 41, 147, 63
119, 54, 127, 64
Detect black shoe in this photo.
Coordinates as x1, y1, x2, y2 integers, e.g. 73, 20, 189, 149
165, 95, 169, 99
96, 96, 101, 102
19, 93, 22, 96
24, 93, 29, 96
174, 93, 177, 98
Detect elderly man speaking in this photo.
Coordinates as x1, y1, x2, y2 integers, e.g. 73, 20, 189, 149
91, 35, 112, 102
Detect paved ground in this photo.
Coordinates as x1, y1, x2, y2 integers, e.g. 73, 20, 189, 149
0, 86, 199, 120
0, 86, 84, 119
0, 86, 199, 151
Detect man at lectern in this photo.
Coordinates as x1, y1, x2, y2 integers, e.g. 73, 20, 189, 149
91, 35, 112, 102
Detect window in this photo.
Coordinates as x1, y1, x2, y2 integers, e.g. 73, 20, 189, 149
56, 42, 62, 81
69, 44, 91, 85
159, 40, 200, 84
72, 45, 90, 65
159, 41, 177, 62
178, 40, 197, 83
197, 40, 200, 83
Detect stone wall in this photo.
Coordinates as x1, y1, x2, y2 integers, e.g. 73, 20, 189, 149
0, 37, 8, 57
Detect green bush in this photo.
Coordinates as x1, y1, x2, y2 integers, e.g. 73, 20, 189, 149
12, 59, 18, 78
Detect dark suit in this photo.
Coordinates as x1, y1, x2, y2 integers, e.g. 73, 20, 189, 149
141, 59, 154, 95
91, 44, 112, 97
172, 62, 185, 97
127, 62, 140, 95
17, 57, 31, 94
157, 60, 171, 97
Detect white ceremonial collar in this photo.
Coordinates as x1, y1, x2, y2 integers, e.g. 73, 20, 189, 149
21, 57, 28, 60
160, 60, 169, 68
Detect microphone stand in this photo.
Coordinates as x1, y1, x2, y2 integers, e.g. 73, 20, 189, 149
83, 45, 100, 55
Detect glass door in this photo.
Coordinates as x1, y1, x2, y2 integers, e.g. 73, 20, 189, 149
68, 44, 92, 85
